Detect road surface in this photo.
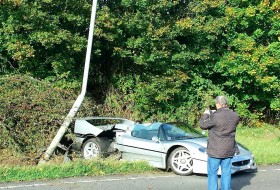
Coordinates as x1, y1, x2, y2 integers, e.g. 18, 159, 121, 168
0, 165, 279, 190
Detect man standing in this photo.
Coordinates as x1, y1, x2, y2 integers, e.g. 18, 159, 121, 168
200, 95, 239, 190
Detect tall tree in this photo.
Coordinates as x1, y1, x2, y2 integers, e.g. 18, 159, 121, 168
0, 0, 90, 84
1, 0, 279, 123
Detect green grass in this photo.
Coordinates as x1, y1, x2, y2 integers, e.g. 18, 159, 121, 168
236, 124, 280, 165
0, 157, 157, 183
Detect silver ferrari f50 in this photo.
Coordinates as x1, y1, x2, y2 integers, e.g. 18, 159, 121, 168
71, 117, 257, 176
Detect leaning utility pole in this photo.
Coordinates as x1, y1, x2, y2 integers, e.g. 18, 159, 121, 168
40, 0, 98, 163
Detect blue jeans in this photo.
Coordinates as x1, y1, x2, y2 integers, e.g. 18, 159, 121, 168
207, 156, 232, 190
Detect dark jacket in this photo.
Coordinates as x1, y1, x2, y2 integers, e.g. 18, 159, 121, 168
200, 107, 239, 158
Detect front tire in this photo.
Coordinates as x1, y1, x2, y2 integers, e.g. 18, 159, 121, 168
82, 138, 107, 159
168, 147, 193, 176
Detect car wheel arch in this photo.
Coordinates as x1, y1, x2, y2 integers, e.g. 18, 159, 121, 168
81, 134, 97, 146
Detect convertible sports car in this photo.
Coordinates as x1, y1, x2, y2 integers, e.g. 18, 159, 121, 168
71, 117, 257, 176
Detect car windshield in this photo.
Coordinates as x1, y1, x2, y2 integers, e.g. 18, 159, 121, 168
131, 122, 205, 141
161, 122, 205, 141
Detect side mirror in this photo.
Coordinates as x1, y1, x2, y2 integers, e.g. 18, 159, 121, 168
152, 136, 160, 142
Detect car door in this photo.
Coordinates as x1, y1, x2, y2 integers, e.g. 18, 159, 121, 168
120, 128, 166, 168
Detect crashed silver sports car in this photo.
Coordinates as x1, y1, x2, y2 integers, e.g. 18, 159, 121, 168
71, 117, 257, 176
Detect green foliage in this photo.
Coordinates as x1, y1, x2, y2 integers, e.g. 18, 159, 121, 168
0, 0, 89, 80
95, 0, 279, 124
0, 75, 74, 154
0, 74, 97, 164
214, 1, 280, 122
0, 0, 279, 129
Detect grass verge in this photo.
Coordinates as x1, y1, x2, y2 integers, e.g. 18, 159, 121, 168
0, 157, 157, 183
236, 124, 280, 165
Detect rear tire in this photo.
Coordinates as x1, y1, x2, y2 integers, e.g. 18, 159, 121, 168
82, 138, 108, 159
168, 147, 193, 176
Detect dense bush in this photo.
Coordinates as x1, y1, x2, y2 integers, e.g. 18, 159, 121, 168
1, 0, 279, 124
95, 0, 279, 124
0, 75, 97, 165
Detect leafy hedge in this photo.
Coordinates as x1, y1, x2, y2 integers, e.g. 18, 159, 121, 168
0, 75, 97, 165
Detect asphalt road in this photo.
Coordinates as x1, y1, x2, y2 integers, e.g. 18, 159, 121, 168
1, 165, 279, 190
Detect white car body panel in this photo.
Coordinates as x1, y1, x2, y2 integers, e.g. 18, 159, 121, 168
74, 119, 105, 136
